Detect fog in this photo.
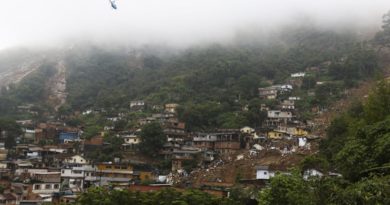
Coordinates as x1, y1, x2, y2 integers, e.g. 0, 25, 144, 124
1, 0, 390, 50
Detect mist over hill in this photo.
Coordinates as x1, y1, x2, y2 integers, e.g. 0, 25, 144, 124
0, 21, 382, 128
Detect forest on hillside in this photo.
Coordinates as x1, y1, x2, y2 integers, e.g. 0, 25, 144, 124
0, 23, 382, 132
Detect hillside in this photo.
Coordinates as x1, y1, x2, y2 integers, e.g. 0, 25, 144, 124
0, 25, 380, 130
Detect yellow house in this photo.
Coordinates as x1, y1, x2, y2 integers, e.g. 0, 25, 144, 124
139, 171, 153, 181
97, 163, 133, 179
267, 131, 284, 139
97, 163, 133, 171
165, 103, 179, 113
294, 128, 308, 136
275, 126, 309, 137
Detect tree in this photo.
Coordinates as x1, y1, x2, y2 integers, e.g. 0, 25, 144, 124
301, 76, 316, 90
334, 117, 390, 181
382, 10, 390, 31
320, 116, 349, 161
364, 80, 390, 124
0, 118, 22, 149
375, 10, 390, 46
76, 187, 239, 205
258, 172, 315, 205
82, 125, 101, 140
341, 175, 390, 205
300, 155, 329, 173
139, 122, 166, 157
318, 80, 390, 181
178, 102, 224, 131
114, 119, 128, 131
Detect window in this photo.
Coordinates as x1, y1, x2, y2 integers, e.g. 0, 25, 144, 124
54, 184, 59, 189
106, 165, 112, 169
45, 184, 51, 189
34, 185, 41, 190
115, 166, 120, 169
264, 172, 267, 175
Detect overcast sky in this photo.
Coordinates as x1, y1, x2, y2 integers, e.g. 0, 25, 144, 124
1, 0, 390, 50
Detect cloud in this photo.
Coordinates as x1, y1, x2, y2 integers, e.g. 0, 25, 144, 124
0, 0, 389, 49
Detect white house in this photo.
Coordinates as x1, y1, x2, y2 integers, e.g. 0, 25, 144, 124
61, 165, 97, 192
258, 86, 279, 99
82, 110, 92, 115
130, 100, 145, 110
298, 138, 307, 147
123, 134, 141, 145
23, 129, 35, 143
122, 134, 141, 150
255, 165, 275, 180
32, 183, 60, 194
240, 126, 255, 134
288, 96, 301, 101
130, 100, 145, 108
267, 110, 293, 119
280, 100, 295, 110
291, 72, 306, 78
303, 169, 324, 180
64, 155, 88, 165
280, 84, 293, 91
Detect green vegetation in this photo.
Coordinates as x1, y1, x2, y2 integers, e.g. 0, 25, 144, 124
375, 10, 390, 46
328, 44, 378, 86
320, 80, 390, 180
259, 171, 316, 205
54, 26, 377, 131
139, 122, 165, 157
0, 118, 22, 149
85, 134, 123, 162
259, 172, 390, 205
76, 187, 238, 205
0, 23, 382, 131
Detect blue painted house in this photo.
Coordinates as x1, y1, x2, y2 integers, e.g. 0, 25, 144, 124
59, 132, 80, 143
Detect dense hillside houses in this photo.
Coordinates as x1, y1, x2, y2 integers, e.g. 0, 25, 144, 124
0, 10, 389, 203
0, 67, 322, 204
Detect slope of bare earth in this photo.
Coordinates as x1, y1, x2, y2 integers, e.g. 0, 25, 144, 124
313, 46, 390, 136
0, 49, 53, 89
0, 60, 42, 88
46, 60, 68, 111
178, 149, 309, 187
